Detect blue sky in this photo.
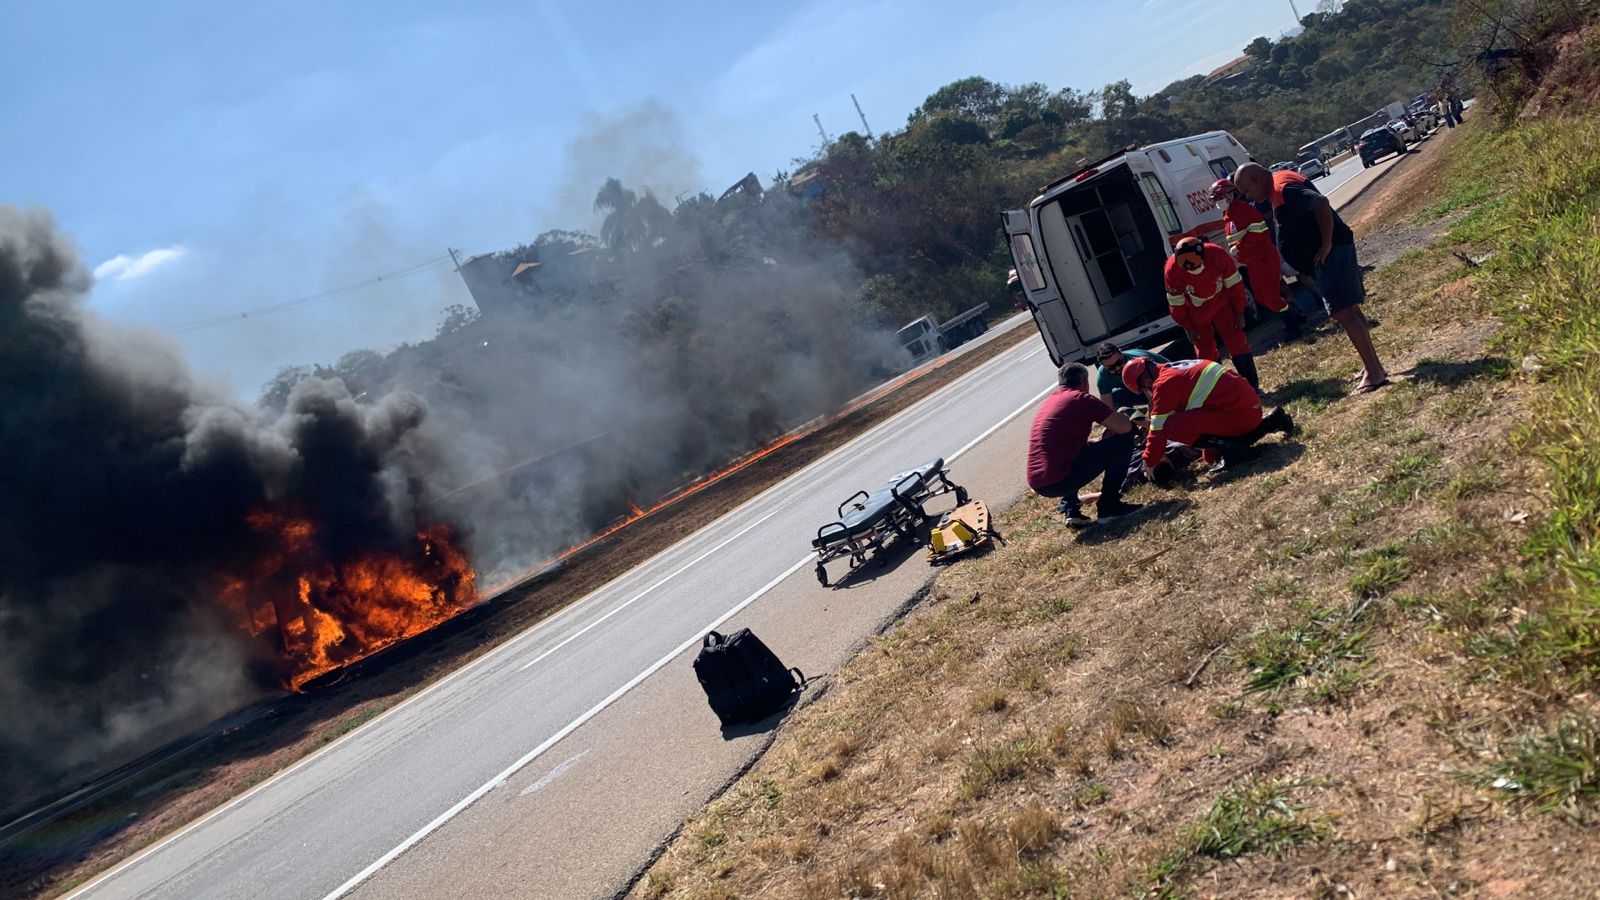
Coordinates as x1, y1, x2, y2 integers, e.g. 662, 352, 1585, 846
1, 0, 1302, 392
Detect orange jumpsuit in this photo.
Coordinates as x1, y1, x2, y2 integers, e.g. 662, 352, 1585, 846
1221, 200, 1287, 313
1143, 360, 1263, 466
1163, 242, 1250, 362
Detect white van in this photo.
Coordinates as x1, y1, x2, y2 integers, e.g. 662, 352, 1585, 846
1003, 131, 1253, 366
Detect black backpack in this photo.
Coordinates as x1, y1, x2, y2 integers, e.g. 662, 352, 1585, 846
693, 629, 804, 727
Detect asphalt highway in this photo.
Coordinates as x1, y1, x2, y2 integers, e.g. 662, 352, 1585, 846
69, 328, 1059, 900
66, 141, 1406, 900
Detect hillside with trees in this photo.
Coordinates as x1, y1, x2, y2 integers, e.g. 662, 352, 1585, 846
799, 0, 1460, 326
256, 0, 1469, 552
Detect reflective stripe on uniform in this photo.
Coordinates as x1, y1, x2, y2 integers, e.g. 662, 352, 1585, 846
1149, 412, 1169, 432
1185, 361, 1226, 410
1245, 222, 1269, 234
1222, 271, 1243, 288
1167, 293, 1185, 307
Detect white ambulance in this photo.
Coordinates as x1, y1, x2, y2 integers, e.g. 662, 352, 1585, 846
1003, 130, 1253, 366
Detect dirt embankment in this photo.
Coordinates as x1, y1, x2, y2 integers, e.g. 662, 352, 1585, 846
632, 119, 1599, 898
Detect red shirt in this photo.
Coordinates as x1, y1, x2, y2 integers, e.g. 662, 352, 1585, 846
1162, 242, 1246, 330
1026, 388, 1111, 489
1269, 168, 1308, 208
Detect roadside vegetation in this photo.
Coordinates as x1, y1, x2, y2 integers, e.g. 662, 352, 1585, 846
633, 6, 1600, 897
273, 0, 1458, 403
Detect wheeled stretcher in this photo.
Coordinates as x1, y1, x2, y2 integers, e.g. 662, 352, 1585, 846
812, 458, 968, 587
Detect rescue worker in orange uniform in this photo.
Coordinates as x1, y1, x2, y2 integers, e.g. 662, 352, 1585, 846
1211, 177, 1307, 342
1162, 236, 1261, 392
1122, 356, 1294, 474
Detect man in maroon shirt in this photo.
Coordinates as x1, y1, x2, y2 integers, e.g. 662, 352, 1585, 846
1026, 363, 1142, 527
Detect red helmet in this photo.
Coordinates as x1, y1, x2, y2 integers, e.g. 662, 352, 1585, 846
1122, 356, 1156, 394
1210, 177, 1235, 200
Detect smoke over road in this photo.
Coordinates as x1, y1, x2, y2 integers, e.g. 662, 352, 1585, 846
0, 111, 908, 814
0, 206, 474, 812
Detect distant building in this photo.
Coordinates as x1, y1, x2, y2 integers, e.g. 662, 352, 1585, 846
718, 172, 763, 202
1202, 55, 1255, 87
456, 245, 609, 317
456, 253, 522, 316
788, 166, 825, 201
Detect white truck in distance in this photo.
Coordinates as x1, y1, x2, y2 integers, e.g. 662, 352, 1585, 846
895, 304, 992, 364
1003, 130, 1253, 367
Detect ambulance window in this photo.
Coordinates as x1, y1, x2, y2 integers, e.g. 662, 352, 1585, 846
1209, 158, 1238, 178
1138, 173, 1182, 234
1010, 233, 1046, 291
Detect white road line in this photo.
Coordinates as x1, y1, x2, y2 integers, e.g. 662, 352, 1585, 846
516, 506, 784, 672
320, 383, 1053, 900
321, 555, 814, 900
518, 751, 589, 797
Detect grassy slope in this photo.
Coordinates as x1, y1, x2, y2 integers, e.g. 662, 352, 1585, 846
631, 114, 1600, 899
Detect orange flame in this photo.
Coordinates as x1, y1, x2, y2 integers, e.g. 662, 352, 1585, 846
224, 510, 477, 690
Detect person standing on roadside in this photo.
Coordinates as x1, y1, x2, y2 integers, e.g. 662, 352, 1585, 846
1025, 363, 1143, 527
1211, 177, 1306, 341
1162, 237, 1262, 392
1233, 162, 1390, 394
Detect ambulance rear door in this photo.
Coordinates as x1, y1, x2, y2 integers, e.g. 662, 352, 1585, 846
1003, 207, 1080, 366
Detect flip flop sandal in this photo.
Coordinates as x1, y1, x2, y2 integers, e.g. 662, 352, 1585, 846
1350, 378, 1391, 395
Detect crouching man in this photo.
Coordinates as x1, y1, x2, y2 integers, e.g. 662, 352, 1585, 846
1121, 357, 1294, 475
1026, 363, 1144, 527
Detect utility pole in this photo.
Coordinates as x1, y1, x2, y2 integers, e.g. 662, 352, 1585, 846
813, 113, 830, 147
1288, 0, 1302, 22
851, 94, 874, 139
447, 247, 463, 271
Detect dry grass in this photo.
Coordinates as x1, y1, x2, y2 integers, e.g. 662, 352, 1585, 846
630, 118, 1600, 898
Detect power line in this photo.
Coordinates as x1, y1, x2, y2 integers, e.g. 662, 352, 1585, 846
166, 255, 455, 334
160, 236, 543, 336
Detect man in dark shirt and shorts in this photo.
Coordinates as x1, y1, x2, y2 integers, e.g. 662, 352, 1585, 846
1235, 162, 1389, 394
1026, 363, 1143, 527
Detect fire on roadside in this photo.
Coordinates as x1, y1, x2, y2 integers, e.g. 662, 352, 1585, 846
222, 509, 477, 690
477, 347, 965, 597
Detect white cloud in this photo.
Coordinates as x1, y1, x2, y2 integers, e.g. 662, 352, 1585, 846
93, 245, 187, 282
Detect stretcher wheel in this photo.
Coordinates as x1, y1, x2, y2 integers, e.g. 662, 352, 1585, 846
815, 563, 829, 587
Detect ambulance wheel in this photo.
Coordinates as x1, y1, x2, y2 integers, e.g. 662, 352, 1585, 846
815, 564, 829, 587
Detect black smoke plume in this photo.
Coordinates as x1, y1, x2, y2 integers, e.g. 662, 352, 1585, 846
0, 205, 451, 813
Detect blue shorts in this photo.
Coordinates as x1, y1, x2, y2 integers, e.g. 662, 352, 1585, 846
1314, 243, 1365, 314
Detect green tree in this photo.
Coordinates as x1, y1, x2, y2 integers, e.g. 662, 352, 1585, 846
912, 76, 1009, 128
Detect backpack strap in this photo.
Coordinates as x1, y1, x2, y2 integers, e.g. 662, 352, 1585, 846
789, 667, 806, 688
703, 630, 724, 648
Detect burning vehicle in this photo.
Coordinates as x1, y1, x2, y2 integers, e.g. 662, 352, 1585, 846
0, 206, 480, 809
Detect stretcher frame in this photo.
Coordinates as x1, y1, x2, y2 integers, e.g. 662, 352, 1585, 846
812, 458, 968, 587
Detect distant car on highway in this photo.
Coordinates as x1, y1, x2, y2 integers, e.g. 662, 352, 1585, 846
1269, 160, 1297, 172
1388, 119, 1421, 144
1297, 158, 1329, 179
1358, 127, 1406, 167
